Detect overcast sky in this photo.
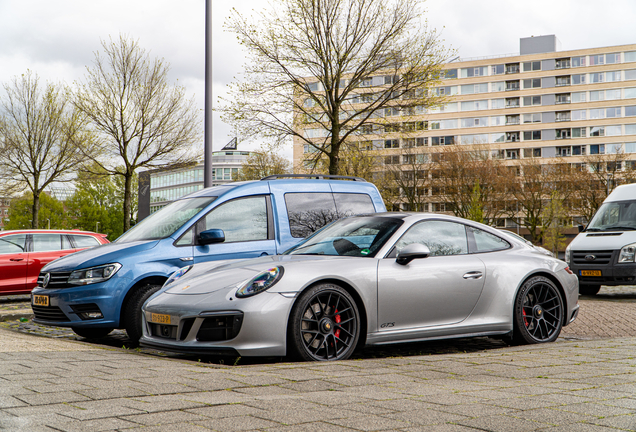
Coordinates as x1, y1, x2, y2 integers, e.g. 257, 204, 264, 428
1, 0, 635, 158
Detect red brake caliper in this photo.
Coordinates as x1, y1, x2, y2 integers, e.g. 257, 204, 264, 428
334, 309, 341, 338
522, 308, 529, 327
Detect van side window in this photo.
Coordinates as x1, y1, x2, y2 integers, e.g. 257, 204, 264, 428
203, 196, 268, 242
285, 193, 338, 238
333, 193, 375, 217
285, 193, 375, 238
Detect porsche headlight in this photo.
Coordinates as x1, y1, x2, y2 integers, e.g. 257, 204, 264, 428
68, 263, 122, 286
619, 243, 636, 263
236, 267, 284, 298
164, 265, 193, 287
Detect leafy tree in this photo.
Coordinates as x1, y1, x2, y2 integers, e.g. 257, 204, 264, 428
74, 35, 200, 233
467, 181, 484, 224
222, 0, 449, 175
235, 147, 292, 181
5, 192, 68, 230
542, 190, 568, 255
0, 71, 93, 228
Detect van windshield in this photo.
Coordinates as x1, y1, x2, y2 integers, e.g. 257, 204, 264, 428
587, 200, 636, 231
116, 197, 216, 243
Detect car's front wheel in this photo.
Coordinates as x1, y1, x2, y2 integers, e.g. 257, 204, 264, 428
513, 276, 564, 344
289, 283, 360, 361
72, 327, 113, 339
122, 284, 162, 345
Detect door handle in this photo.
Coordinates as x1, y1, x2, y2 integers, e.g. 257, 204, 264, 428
463, 271, 483, 280
9, 258, 24, 262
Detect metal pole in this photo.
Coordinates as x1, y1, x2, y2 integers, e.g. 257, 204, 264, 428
204, 0, 214, 188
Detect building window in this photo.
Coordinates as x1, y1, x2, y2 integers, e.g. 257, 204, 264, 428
590, 144, 605, 154
589, 55, 605, 66
460, 67, 487, 78
556, 93, 571, 104
523, 113, 541, 123
524, 148, 542, 158
491, 98, 505, 109
444, 69, 457, 79
555, 58, 570, 69
523, 78, 541, 89
523, 130, 542, 141
626, 70, 636, 81
572, 56, 586, 67
523, 61, 541, 72
572, 127, 586, 138
557, 146, 571, 157
490, 115, 505, 126
606, 125, 622, 136
505, 63, 520, 74
506, 115, 520, 125
572, 145, 585, 155
589, 108, 604, 119
590, 72, 605, 84
626, 52, 636, 63
523, 95, 541, 106
556, 76, 571, 86
460, 83, 488, 94
556, 111, 571, 122
491, 82, 505, 92
606, 71, 622, 82
572, 110, 587, 121
384, 155, 400, 164
606, 107, 621, 118
384, 139, 399, 148
572, 74, 587, 85
505, 97, 520, 108
506, 132, 520, 142
556, 128, 571, 139
506, 149, 520, 160
505, 80, 520, 91
491, 64, 505, 75
589, 126, 605, 137
572, 92, 586, 103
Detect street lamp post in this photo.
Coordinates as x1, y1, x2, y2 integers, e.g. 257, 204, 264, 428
96, 221, 100, 233
204, 0, 213, 188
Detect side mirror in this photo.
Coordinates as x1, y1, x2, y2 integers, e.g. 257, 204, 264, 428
198, 229, 225, 245
396, 243, 430, 265
578, 225, 585, 233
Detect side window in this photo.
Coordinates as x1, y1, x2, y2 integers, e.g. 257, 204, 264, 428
70, 235, 101, 248
469, 227, 510, 253
393, 221, 468, 256
285, 193, 339, 238
0, 234, 27, 254
202, 196, 268, 243
175, 227, 194, 246
62, 236, 74, 250
32, 234, 62, 252
333, 193, 375, 217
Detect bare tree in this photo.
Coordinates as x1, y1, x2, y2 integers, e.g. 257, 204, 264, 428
384, 146, 430, 211
0, 71, 92, 228
236, 146, 292, 181
222, 0, 450, 175
74, 35, 201, 231
435, 146, 507, 225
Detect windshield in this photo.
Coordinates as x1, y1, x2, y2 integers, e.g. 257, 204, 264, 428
286, 216, 403, 257
116, 197, 216, 243
587, 200, 636, 231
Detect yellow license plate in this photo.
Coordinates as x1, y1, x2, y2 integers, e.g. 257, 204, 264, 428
580, 270, 602, 277
32, 295, 49, 307
150, 313, 171, 324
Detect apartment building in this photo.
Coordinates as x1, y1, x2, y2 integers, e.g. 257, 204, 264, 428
293, 35, 636, 221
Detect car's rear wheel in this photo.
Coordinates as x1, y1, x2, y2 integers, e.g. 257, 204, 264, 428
513, 276, 563, 344
579, 285, 601, 296
289, 284, 360, 361
122, 284, 162, 345
72, 327, 113, 339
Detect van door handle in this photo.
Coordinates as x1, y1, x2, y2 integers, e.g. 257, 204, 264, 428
463, 271, 483, 280
9, 258, 24, 262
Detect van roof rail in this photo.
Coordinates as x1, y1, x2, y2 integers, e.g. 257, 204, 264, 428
260, 174, 367, 182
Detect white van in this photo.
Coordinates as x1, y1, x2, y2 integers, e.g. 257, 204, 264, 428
566, 183, 636, 295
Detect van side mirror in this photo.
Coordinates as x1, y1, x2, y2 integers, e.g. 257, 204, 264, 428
578, 225, 585, 233
396, 243, 430, 265
198, 229, 225, 245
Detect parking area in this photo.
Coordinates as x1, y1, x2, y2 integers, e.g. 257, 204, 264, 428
1, 287, 635, 431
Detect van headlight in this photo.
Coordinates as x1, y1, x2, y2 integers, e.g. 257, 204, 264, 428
236, 267, 284, 298
68, 263, 122, 285
564, 245, 571, 264
619, 243, 636, 263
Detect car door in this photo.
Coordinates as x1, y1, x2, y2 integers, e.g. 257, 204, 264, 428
193, 195, 277, 263
377, 220, 486, 331
26, 233, 75, 289
0, 234, 28, 293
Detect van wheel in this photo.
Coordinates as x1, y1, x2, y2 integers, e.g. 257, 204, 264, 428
579, 285, 601, 296
72, 327, 113, 339
122, 284, 162, 345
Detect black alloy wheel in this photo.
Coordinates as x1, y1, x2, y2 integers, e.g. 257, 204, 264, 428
289, 284, 360, 361
513, 276, 564, 344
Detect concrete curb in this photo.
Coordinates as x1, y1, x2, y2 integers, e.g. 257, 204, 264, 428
0, 308, 34, 322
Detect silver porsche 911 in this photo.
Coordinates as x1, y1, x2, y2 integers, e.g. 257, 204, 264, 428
140, 213, 579, 361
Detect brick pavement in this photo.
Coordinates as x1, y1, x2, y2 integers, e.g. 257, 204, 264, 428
1, 288, 635, 430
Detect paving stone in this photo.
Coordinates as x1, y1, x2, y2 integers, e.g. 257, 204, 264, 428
194, 414, 281, 431
328, 413, 411, 430
457, 414, 553, 431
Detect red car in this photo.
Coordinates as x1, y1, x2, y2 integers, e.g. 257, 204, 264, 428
0, 230, 109, 295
